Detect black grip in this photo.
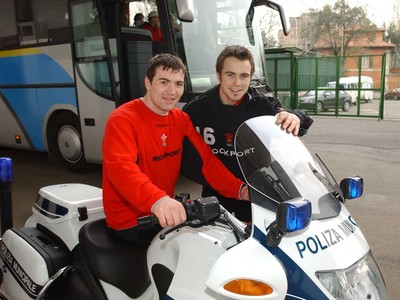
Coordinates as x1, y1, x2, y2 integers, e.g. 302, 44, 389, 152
137, 215, 159, 227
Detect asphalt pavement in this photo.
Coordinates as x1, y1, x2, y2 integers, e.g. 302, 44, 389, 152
302, 116, 400, 299
0, 115, 399, 298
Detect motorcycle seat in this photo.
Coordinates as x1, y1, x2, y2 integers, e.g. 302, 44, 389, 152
79, 218, 150, 298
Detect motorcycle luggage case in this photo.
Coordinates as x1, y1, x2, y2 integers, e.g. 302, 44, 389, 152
27, 183, 105, 250
0, 227, 69, 300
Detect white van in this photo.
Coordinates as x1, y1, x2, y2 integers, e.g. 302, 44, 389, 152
327, 76, 373, 104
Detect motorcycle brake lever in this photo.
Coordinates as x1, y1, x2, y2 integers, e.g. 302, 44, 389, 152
159, 223, 185, 240
159, 219, 205, 240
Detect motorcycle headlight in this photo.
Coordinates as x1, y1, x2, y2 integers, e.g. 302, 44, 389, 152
315, 251, 388, 300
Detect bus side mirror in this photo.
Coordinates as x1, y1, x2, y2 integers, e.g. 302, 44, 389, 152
254, 0, 291, 35
176, 0, 194, 22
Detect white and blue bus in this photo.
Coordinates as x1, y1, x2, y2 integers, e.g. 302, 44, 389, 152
0, 0, 289, 171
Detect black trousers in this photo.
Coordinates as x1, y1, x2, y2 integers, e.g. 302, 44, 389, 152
110, 224, 162, 244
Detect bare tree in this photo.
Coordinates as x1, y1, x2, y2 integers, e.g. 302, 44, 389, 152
385, 21, 400, 69
260, 9, 279, 46
385, 21, 400, 45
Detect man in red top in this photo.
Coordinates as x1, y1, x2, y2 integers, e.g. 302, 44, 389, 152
142, 11, 163, 54
102, 53, 248, 242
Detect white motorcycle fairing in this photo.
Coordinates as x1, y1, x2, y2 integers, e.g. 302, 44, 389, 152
205, 211, 370, 299
203, 115, 385, 300
147, 225, 237, 300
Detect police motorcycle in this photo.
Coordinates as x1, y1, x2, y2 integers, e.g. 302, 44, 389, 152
0, 116, 388, 300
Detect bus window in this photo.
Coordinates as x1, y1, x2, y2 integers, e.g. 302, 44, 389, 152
0, 0, 70, 49
177, 0, 266, 93
71, 1, 113, 98
0, 0, 19, 48
33, 0, 70, 44
166, 0, 185, 63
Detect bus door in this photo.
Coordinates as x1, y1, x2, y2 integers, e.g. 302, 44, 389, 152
69, 0, 117, 165
100, 0, 153, 104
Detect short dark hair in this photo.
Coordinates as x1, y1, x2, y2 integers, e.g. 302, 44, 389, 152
216, 45, 255, 76
134, 13, 144, 21
146, 54, 187, 82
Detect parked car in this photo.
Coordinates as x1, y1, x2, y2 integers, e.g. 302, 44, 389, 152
298, 89, 352, 113
384, 88, 400, 100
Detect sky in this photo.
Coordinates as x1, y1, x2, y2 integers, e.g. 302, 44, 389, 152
281, 0, 399, 28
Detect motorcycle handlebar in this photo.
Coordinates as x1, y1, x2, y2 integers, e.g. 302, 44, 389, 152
137, 195, 221, 229
137, 214, 159, 227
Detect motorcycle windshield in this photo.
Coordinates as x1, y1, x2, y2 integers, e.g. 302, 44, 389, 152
235, 116, 342, 219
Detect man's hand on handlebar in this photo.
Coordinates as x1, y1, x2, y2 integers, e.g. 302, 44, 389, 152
151, 196, 187, 227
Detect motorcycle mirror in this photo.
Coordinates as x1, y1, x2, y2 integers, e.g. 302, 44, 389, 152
339, 176, 364, 200
276, 198, 312, 233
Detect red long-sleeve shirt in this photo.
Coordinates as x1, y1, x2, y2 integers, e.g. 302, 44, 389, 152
102, 99, 243, 229
142, 23, 162, 43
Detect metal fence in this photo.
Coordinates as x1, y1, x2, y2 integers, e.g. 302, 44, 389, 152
265, 52, 387, 119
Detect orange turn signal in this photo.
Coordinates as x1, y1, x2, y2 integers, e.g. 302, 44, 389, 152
224, 279, 273, 296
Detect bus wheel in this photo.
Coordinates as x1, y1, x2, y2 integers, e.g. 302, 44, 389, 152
49, 112, 87, 171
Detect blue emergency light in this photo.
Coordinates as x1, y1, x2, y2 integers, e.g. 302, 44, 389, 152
0, 157, 12, 183
340, 176, 364, 200
266, 198, 312, 247
277, 198, 312, 233
0, 157, 13, 234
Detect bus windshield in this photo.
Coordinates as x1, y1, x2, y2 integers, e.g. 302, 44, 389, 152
177, 0, 265, 92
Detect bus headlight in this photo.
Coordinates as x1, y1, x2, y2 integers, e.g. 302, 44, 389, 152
315, 251, 388, 300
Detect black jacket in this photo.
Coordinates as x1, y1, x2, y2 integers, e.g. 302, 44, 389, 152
181, 85, 312, 221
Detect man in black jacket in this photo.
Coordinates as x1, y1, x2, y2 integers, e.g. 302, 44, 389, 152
181, 45, 312, 222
